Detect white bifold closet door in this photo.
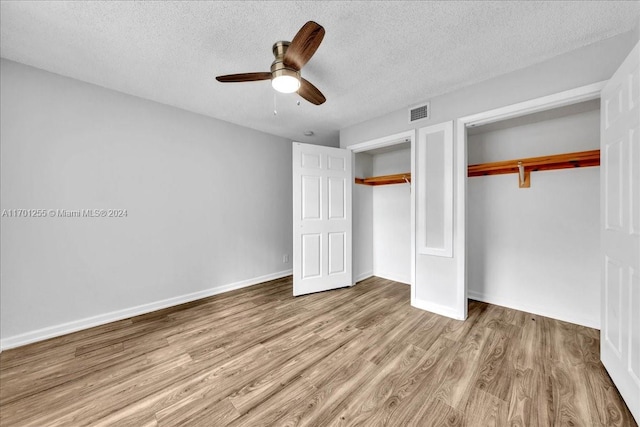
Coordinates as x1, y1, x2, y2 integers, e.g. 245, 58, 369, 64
600, 40, 639, 422
292, 142, 352, 296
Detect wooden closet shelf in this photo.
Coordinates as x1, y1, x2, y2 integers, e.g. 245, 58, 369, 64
355, 173, 411, 186
467, 149, 600, 177
354, 150, 599, 186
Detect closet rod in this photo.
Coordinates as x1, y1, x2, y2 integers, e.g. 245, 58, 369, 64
354, 150, 598, 186
355, 173, 411, 186
467, 149, 600, 177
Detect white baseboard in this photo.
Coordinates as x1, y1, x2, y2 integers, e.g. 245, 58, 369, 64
0, 270, 293, 351
373, 271, 411, 285
354, 270, 374, 283
467, 290, 599, 329
412, 298, 465, 320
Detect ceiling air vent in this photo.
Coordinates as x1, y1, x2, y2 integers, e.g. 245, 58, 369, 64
409, 102, 430, 123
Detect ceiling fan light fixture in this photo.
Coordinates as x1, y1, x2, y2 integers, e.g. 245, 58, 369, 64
215, 22, 326, 104
271, 69, 300, 93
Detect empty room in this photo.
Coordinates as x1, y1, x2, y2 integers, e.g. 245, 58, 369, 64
1, 1, 639, 426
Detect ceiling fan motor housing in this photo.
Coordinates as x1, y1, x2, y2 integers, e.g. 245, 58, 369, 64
271, 41, 300, 81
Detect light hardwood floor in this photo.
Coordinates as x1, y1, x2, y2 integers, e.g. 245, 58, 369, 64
0, 276, 636, 426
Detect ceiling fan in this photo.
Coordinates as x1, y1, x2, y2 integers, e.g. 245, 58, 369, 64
216, 21, 326, 105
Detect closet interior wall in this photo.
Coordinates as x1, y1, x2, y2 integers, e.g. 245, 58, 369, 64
353, 152, 374, 282
467, 99, 601, 328
353, 145, 411, 284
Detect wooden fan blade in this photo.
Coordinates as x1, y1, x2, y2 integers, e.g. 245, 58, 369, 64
283, 21, 325, 70
298, 78, 326, 105
216, 72, 271, 83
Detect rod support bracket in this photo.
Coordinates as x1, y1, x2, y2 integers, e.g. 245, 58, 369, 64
518, 162, 531, 188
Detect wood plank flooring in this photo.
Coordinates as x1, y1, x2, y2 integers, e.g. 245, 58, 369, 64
0, 276, 636, 426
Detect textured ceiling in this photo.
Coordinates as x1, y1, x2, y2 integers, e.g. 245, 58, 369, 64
1, 1, 639, 146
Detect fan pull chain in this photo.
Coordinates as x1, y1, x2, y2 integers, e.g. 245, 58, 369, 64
273, 93, 278, 116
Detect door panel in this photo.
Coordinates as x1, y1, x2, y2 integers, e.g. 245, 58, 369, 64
328, 177, 346, 219
293, 142, 352, 296
604, 256, 623, 355
631, 129, 639, 235
604, 140, 623, 230
302, 176, 321, 219
601, 41, 640, 423
328, 232, 346, 274
631, 268, 640, 386
302, 152, 321, 168
328, 155, 346, 171
302, 234, 321, 279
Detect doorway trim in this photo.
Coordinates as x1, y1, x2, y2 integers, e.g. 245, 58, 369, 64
455, 80, 607, 317
347, 130, 416, 301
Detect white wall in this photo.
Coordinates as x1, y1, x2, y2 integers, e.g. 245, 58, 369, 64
372, 149, 411, 284
340, 31, 638, 147
0, 59, 293, 348
353, 153, 373, 281
467, 106, 600, 327
339, 29, 638, 321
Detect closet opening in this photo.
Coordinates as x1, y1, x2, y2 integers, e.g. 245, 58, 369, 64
465, 98, 601, 328
348, 131, 415, 295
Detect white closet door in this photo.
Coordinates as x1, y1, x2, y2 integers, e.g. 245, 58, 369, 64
292, 142, 352, 296
600, 41, 639, 422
